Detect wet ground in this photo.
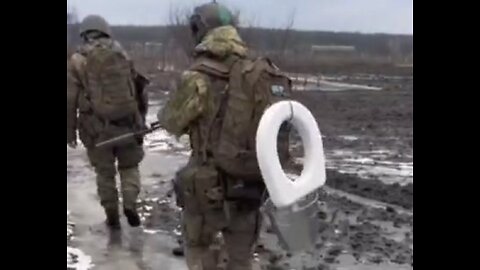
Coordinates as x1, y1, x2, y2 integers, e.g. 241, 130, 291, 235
67, 146, 188, 270
67, 72, 413, 270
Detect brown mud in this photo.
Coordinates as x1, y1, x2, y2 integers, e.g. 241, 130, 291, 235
67, 68, 413, 269
140, 72, 414, 269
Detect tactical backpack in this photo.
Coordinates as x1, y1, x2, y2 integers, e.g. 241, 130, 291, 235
85, 45, 139, 122
193, 56, 293, 182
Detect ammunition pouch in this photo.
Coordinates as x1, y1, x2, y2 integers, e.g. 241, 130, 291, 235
175, 161, 225, 213
224, 176, 266, 210
78, 113, 103, 148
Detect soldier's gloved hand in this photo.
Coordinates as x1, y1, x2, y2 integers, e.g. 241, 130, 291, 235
68, 141, 78, 149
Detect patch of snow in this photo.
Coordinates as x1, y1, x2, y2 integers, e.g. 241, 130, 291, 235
67, 247, 94, 270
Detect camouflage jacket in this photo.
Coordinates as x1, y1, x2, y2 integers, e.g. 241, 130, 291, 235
158, 26, 248, 159
67, 38, 149, 144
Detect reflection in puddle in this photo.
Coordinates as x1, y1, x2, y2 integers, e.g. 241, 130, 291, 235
295, 147, 413, 186
144, 105, 191, 156
67, 103, 412, 269
144, 130, 190, 155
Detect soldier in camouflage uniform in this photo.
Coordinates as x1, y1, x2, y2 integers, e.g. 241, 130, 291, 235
67, 15, 149, 230
157, 3, 292, 270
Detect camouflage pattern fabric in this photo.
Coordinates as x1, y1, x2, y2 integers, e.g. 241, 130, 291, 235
158, 26, 247, 138
67, 37, 146, 215
158, 25, 261, 270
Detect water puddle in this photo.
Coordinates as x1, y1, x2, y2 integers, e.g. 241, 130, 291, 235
67, 246, 94, 270
68, 211, 93, 270
144, 105, 191, 156
295, 146, 413, 186
67, 102, 412, 270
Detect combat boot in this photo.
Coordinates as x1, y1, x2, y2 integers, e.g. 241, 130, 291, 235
124, 208, 141, 227
172, 240, 185, 257
105, 208, 121, 230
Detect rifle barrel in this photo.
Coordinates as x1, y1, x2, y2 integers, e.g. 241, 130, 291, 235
95, 132, 137, 148
94, 122, 163, 148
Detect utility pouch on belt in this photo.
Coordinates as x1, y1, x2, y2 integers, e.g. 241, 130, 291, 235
225, 179, 265, 201
176, 162, 224, 212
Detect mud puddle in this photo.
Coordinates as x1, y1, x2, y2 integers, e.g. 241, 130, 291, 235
144, 104, 191, 156
68, 211, 93, 270
67, 146, 188, 270
292, 137, 413, 186
67, 95, 413, 270
325, 148, 413, 186
256, 189, 413, 270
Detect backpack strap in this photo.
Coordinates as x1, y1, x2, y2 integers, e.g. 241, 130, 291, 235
190, 56, 237, 79
189, 55, 242, 164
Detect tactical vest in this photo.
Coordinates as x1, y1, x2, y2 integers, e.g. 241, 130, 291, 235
191, 56, 293, 182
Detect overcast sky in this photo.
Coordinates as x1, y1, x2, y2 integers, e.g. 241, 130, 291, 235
67, 0, 413, 34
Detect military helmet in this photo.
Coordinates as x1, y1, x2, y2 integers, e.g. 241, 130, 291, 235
190, 3, 236, 43
80, 15, 113, 37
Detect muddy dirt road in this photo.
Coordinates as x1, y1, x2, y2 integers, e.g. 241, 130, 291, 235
67, 74, 413, 270
67, 142, 189, 270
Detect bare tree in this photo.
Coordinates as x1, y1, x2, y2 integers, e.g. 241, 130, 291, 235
273, 9, 297, 67
279, 9, 296, 56
238, 11, 261, 55
67, 5, 79, 56
164, 4, 193, 69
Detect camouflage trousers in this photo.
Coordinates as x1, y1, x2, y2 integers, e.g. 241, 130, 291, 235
87, 143, 144, 211
182, 201, 261, 270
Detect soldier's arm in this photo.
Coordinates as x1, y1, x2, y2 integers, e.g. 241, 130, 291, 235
134, 72, 150, 123
158, 71, 209, 137
66, 54, 84, 144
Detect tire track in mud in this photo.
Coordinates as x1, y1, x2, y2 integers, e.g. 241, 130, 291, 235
143, 95, 413, 269
256, 189, 413, 270
67, 79, 413, 269
326, 170, 413, 210
256, 80, 413, 269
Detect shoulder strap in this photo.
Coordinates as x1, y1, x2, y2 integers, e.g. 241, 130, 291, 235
192, 56, 243, 164
190, 55, 241, 79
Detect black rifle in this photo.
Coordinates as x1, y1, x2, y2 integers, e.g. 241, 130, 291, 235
95, 122, 162, 148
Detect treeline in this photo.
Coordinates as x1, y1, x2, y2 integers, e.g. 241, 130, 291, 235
119, 26, 411, 57
68, 25, 412, 57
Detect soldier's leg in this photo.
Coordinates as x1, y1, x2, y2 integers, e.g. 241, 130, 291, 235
183, 211, 222, 270
87, 147, 119, 228
116, 143, 144, 227
223, 204, 261, 270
